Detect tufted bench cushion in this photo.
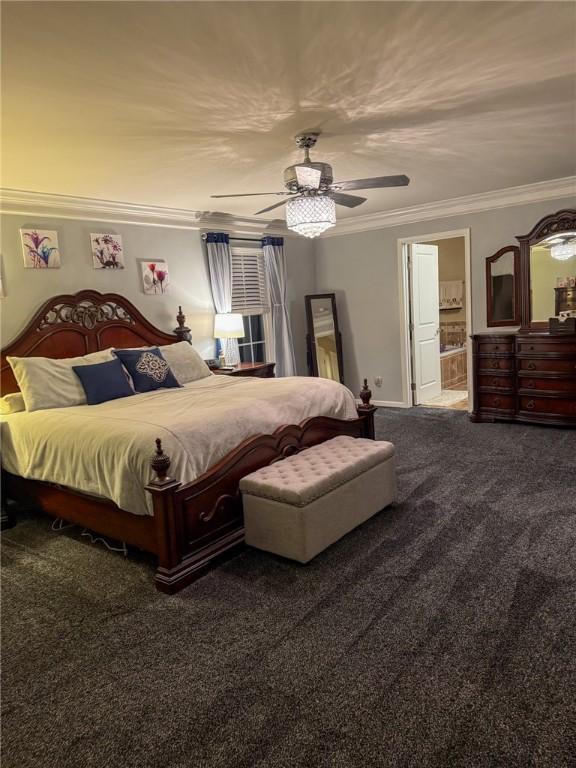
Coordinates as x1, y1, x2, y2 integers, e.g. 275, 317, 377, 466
240, 436, 397, 563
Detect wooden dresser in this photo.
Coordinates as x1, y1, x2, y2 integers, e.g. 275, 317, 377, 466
471, 332, 576, 426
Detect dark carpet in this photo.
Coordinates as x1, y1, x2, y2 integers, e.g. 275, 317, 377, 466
2, 408, 575, 768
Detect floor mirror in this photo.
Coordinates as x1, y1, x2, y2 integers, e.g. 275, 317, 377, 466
305, 293, 344, 384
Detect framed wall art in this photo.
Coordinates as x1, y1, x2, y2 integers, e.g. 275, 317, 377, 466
90, 233, 124, 269
141, 260, 170, 294
20, 229, 61, 269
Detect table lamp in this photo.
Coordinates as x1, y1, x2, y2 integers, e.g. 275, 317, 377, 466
213, 313, 244, 366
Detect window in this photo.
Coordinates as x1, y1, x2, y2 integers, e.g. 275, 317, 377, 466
238, 315, 266, 363
231, 245, 270, 363
230, 247, 269, 315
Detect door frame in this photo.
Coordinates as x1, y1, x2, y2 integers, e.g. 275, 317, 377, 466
397, 228, 472, 409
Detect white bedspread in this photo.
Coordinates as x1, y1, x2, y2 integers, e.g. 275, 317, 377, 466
1, 375, 357, 515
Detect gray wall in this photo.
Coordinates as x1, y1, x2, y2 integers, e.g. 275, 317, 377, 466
0, 215, 314, 374
315, 197, 575, 402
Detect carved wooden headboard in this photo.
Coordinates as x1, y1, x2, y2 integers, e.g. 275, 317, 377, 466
0, 290, 191, 395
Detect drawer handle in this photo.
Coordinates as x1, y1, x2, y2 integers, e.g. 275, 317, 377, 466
529, 345, 535, 351
527, 362, 536, 370
525, 380, 535, 388
491, 360, 500, 369
493, 397, 501, 407
493, 378, 500, 387
494, 345, 500, 351
526, 399, 535, 410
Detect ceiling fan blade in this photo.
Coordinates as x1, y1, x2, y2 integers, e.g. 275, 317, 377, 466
210, 192, 288, 199
254, 199, 290, 215
329, 192, 367, 209
332, 174, 410, 191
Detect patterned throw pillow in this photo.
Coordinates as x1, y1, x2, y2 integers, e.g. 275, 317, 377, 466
113, 348, 181, 393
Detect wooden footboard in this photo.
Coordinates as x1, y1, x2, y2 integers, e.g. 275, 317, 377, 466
3, 397, 376, 595
147, 403, 376, 593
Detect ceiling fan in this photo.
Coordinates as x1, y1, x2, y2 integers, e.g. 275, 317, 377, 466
211, 133, 410, 238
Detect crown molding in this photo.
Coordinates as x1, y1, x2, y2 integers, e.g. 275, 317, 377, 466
0, 188, 289, 236
322, 176, 576, 237
2, 177, 573, 240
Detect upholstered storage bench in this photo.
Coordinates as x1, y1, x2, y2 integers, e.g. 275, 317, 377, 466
239, 436, 397, 563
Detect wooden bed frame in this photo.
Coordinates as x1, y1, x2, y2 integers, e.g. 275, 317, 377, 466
1, 290, 377, 593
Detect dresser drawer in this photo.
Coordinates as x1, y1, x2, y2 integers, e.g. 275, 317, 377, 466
477, 357, 514, 372
478, 374, 514, 391
517, 339, 576, 355
477, 340, 514, 354
518, 376, 576, 394
478, 393, 515, 412
519, 396, 576, 417
517, 357, 576, 374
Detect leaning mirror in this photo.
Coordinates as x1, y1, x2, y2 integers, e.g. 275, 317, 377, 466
486, 245, 520, 327
305, 293, 344, 383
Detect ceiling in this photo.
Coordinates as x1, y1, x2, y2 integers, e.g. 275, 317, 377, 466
2, 1, 575, 222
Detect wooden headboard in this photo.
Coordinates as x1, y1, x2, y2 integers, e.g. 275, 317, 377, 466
1, 290, 192, 395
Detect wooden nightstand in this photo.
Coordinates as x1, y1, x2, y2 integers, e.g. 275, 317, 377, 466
212, 362, 275, 378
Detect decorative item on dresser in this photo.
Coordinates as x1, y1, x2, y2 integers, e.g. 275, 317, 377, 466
1, 290, 376, 593
472, 209, 576, 427
211, 362, 275, 378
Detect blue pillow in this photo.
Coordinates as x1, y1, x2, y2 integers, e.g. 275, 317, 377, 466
113, 347, 181, 393
72, 358, 134, 405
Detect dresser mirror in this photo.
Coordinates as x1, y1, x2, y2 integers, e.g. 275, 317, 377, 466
305, 293, 344, 383
529, 233, 576, 322
486, 246, 520, 327
519, 209, 576, 329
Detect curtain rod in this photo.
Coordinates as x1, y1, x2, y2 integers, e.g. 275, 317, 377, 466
201, 234, 263, 243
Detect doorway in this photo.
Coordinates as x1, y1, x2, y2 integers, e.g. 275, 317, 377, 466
398, 229, 472, 410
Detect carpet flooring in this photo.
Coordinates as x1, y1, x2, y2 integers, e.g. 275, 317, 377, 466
2, 408, 575, 768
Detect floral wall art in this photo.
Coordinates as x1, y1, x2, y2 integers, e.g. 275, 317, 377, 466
90, 233, 124, 269
20, 229, 61, 268
141, 260, 170, 294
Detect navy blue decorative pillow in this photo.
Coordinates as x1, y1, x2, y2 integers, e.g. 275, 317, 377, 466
113, 347, 181, 393
72, 358, 134, 405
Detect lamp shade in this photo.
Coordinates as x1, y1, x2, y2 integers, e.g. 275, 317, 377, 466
286, 196, 336, 238
213, 313, 244, 338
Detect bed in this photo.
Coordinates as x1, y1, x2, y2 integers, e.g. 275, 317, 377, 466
1, 290, 376, 593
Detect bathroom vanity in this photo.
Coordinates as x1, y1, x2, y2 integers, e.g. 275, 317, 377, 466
471, 209, 576, 427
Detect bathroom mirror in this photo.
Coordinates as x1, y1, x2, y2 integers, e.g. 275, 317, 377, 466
305, 293, 344, 383
517, 210, 576, 329
486, 245, 520, 327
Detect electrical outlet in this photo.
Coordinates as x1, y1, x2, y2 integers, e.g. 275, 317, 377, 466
374, 376, 383, 387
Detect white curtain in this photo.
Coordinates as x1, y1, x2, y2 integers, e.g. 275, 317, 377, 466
262, 237, 296, 377
206, 233, 240, 364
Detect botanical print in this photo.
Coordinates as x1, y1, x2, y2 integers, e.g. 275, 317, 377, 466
90, 233, 124, 269
20, 229, 61, 268
141, 261, 170, 294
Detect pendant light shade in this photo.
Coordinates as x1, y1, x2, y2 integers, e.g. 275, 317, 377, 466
286, 196, 336, 238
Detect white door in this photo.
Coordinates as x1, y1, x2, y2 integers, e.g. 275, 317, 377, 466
410, 243, 441, 404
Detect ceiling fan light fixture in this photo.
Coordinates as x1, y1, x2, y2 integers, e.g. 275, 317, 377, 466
550, 242, 576, 261
286, 196, 336, 238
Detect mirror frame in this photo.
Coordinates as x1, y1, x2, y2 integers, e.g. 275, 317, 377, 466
486, 245, 520, 327
305, 293, 344, 384
518, 209, 576, 331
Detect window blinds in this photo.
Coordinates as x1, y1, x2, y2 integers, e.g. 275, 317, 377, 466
230, 246, 269, 315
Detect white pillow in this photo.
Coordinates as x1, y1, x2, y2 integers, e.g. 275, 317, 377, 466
157, 342, 212, 385
0, 392, 26, 415
7, 349, 116, 412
